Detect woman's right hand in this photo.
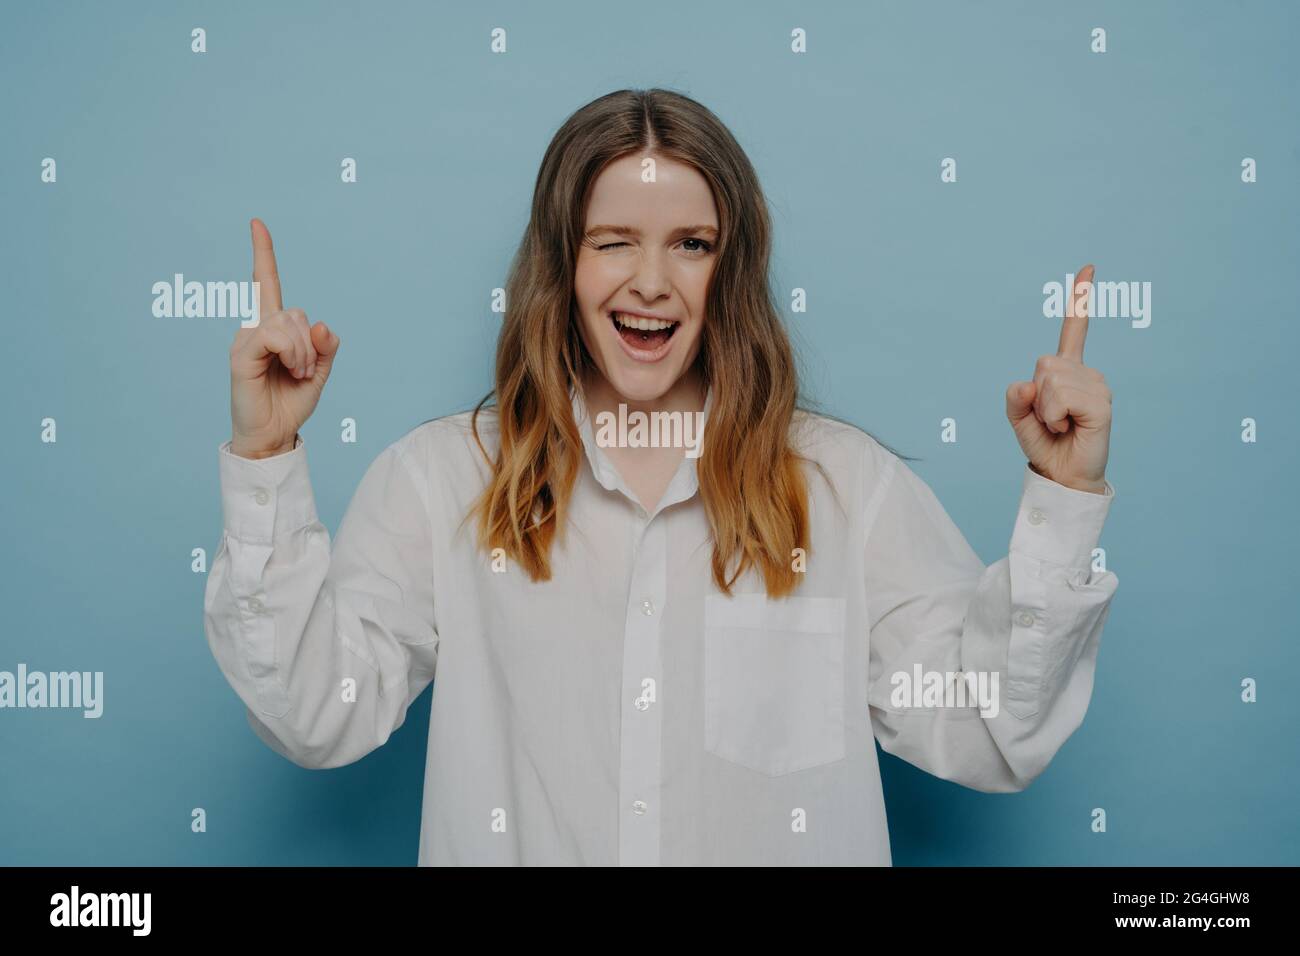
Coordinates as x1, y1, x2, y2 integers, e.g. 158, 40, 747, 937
229, 219, 341, 459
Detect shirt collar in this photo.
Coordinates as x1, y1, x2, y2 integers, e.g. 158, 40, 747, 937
569, 382, 713, 515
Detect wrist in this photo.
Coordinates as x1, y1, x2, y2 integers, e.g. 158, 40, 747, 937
1029, 461, 1106, 494
231, 434, 298, 460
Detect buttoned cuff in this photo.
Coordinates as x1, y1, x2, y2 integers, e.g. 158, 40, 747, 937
218, 437, 318, 543
1009, 463, 1114, 568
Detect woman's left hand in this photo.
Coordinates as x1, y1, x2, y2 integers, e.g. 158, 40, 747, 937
1005, 264, 1112, 495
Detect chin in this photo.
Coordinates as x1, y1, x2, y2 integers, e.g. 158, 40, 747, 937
601, 362, 680, 404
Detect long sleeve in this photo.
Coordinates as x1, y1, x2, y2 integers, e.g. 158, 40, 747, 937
203, 436, 439, 770
864, 453, 1117, 793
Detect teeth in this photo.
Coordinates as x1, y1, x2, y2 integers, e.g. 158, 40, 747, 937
613, 312, 675, 332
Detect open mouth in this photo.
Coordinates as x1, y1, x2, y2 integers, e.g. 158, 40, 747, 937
608, 310, 680, 353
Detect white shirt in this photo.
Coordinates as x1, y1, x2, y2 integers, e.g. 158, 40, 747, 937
204, 389, 1117, 866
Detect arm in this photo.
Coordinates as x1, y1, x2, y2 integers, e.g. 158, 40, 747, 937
865, 452, 1117, 792
203, 436, 439, 769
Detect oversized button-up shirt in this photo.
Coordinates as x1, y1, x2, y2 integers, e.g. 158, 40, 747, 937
204, 388, 1118, 865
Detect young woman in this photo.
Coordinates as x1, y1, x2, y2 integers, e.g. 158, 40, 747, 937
205, 88, 1117, 866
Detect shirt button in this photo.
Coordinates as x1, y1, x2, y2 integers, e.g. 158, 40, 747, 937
253, 489, 270, 506
634, 696, 650, 711
632, 800, 648, 815
641, 600, 655, 616
1016, 610, 1035, 627
248, 597, 265, 614
1028, 508, 1046, 525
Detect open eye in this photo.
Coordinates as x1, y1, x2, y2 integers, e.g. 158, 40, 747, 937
680, 237, 713, 255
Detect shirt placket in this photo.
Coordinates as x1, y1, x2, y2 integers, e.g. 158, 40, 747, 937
568, 385, 706, 867
618, 506, 666, 866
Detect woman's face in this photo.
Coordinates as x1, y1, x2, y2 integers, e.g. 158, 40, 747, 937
573, 152, 718, 404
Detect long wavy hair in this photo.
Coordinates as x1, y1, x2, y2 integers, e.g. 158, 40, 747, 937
470, 88, 908, 598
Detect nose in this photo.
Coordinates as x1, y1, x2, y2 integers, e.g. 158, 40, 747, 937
628, 247, 672, 302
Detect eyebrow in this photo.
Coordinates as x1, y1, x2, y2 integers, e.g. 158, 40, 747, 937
586, 224, 720, 240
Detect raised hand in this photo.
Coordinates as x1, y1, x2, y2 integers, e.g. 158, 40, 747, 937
229, 219, 341, 459
1005, 264, 1112, 494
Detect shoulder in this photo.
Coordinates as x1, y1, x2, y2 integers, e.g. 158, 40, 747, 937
790, 407, 903, 496
385, 406, 499, 487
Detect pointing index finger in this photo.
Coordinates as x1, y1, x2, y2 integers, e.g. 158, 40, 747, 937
1058, 263, 1094, 362
250, 218, 283, 317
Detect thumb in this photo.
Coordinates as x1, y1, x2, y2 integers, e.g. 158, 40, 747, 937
309, 321, 340, 379
1006, 380, 1038, 424
1007, 380, 1052, 457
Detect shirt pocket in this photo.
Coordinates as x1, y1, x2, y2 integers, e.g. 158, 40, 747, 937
704, 594, 847, 776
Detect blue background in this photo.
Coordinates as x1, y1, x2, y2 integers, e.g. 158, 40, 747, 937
1, 0, 1296, 865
